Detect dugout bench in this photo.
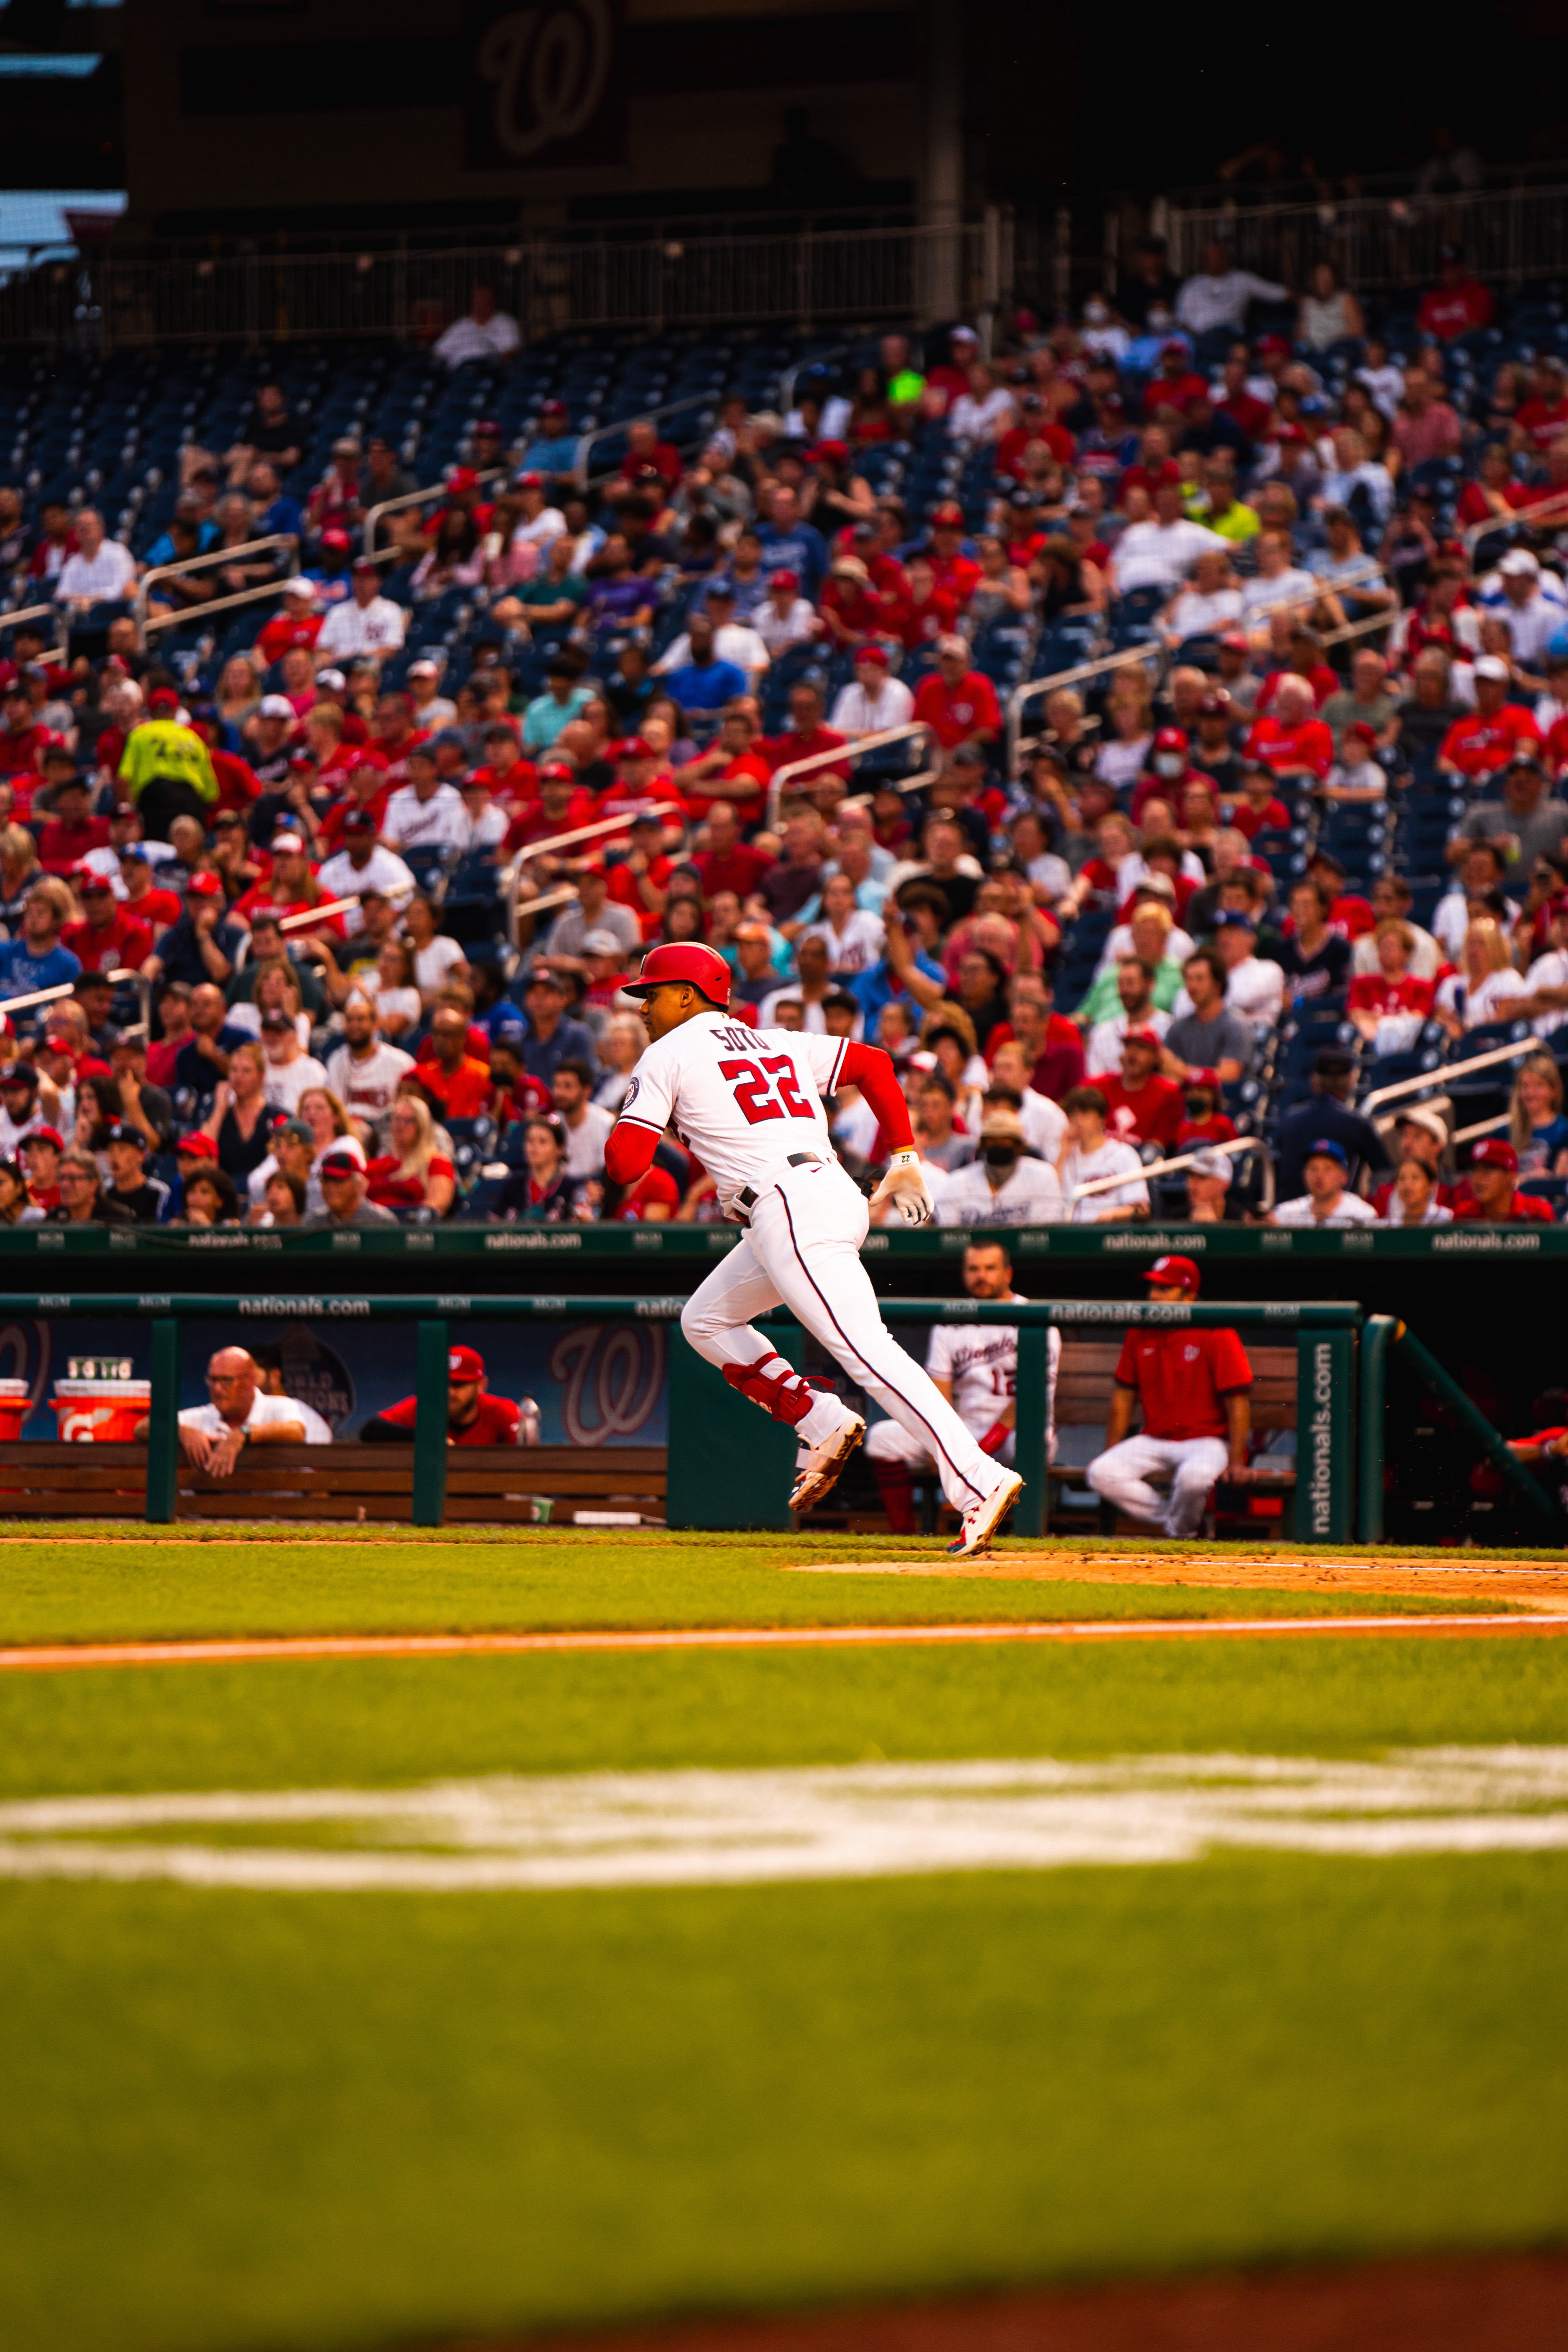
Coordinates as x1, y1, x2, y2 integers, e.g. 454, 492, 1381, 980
0, 1293, 1550, 1545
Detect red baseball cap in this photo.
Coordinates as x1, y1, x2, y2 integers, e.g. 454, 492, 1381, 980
447, 466, 479, 492
320, 527, 352, 551
616, 736, 655, 761
1143, 1254, 1200, 1296
770, 568, 800, 592
516, 470, 543, 490
931, 501, 965, 526
176, 1132, 217, 1161
1348, 720, 1379, 746
1183, 1067, 1220, 1090
185, 870, 223, 898
1122, 1026, 1163, 1050
22, 1125, 63, 1151
810, 439, 850, 465
448, 1345, 486, 1383
1153, 726, 1188, 752
623, 941, 732, 1007
147, 687, 180, 715
856, 643, 891, 668
1470, 1139, 1519, 1174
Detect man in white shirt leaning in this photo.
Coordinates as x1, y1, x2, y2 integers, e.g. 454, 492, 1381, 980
314, 559, 408, 665
1109, 483, 1228, 597
54, 507, 138, 608
830, 643, 915, 736
137, 1346, 308, 1479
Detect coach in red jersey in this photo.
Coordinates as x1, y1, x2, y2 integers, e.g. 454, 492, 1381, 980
361, 1345, 522, 1446
1086, 1256, 1252, 1535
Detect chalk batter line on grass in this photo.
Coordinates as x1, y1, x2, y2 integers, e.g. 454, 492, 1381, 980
0, 1614, 1564, 1673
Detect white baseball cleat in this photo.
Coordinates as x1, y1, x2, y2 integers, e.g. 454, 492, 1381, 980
947, 1470, 1025, 1557
789, 1416, 866, 1513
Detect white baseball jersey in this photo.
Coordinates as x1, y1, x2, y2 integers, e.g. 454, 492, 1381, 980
618, 1014, 849, 1218
926, 1299, 1061, 1437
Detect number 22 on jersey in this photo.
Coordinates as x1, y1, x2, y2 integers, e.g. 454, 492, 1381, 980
719, 1055, 815, 1127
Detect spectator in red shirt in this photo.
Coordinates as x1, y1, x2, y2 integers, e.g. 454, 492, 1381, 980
1225, 759, 1292, 840
1457, 442, 1533, 527
506, 759, 599, 855
613, 418, 682, 495
1452, 1137, 1554, 1222
689, 796, 771, 900
362, 1344, 521, 1446
914, 637, 1003, 753
36, 771, 111, 874
1417, 247, 1495, 341
1118, 425, 1183, 507
996, 396, 1075, 479
889, 551, 960, 650
1438, 657, 1544, 780
610, 1161, 681, 1221
818, 555, 887, 648
1347, 921, 1436, 1042
679, 712, 774, 830
254, 579, 322, 666
1097, 1027, 1185, 1149
61, 872, 153, 975
923, 503, 982, 604
1000, 972, 1085, 1102
606, 811, 673, 942
120, 846, 183, 936
1143, 343, 1210, 420
760, 682, 851, 784
1215, 350, 1272, 444
412, 1005, 495, 1123
1244, 676, 1334, 782
318, 753, 392, 852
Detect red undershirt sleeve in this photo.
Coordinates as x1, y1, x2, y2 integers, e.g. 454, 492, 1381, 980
838, 1041, 915, 1153
604, 1118, 661, 1186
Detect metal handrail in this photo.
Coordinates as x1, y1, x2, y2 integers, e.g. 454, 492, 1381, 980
575, 394, 720, 492
0, 598, 67, 634
1067, 1132, 1271, 1205
361, 468, 508, 559
767, 720, 926, 829
1361, 1033, 1539, 1116
1463, 487, 1568, 555
506, 799, 687, 947
134, 533, 297, 648
1004, 557, 1391, 780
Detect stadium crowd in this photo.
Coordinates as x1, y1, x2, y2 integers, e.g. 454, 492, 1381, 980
0, 242, 1566, 1228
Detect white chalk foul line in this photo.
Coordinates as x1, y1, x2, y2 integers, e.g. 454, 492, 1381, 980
0, 1613, 1563, 1673
2, 1748, 1568, 1893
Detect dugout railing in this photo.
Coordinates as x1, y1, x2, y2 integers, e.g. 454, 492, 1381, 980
0, 1291, 1371, 1543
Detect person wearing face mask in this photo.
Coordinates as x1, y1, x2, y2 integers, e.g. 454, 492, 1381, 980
932, 1103, 1064, 1226
1078, 293, 1130, 363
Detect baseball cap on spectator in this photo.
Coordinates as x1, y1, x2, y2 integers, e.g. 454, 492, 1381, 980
282, 577, 316, 600
583, 929, 622, 957
1348, 721, 1380, 746
523, 963, 567, 991
174, 1132, 217, 1162
769, 568, 800, 591
1189, 1147, 1233, 1186
1473, 656, 1510, 681
270, 832, 305, 855
1305, 1137, 1349, 1169
407, 659, 440, 679
936, 633, 969, 659
1008, 488, 1039, 510
320, 528, 352, 552
616, 736, 654, 761
258, 694, 295, 720
811, 439, 851, 465
1153, 725, 1188, 751
1506, 755, 1548, 779
147, 687, 180, 715
428, 726, 465, 754
1183, 1067, 1220, 1091
102, 1121, 143, 1150
330, 435, 360, 458
275, 1119, 313, 1146
1197, 692, 1230, 717
259, 1009, 292, 1034
184, 871, 224, 899
703, 579, 735, 603
732, 921, 772, 944
318, 1145, 364, 1181
0, 1062, 37, 1091
448, 1345, 486, 1383
951, 325, 978, 346
855, 644, 891, 669
1220, 629, 1250, 652
831, 554, 869, 581
23, 1125, 63, 1152
1499, 549, 1540, 577
1214, 909, 1256, 930
978, 1104, 1024, 1139
539, 399, 570, 420
446, 466, 479, 492
1122, 1026, 1163, 1049
1471, 1138, 1519, 1173
931, 502, 965, 527
1142, 1254, 1200, 1295
343, 809, 377, 835
1396, 1105, 1447, 1145
78, 871, 114, 896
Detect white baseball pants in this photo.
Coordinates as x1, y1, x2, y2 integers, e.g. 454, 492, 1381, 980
866, 1417, 1015, 1471
1087, 1435, 1229, 1537
680, 1159, 1007, 1514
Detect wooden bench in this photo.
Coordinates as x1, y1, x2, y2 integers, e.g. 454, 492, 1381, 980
1050, 1340, 1299, 1535
0, 1443, 668, 1526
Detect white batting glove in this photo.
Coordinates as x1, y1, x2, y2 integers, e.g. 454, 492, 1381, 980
870, 1147, 935, 1229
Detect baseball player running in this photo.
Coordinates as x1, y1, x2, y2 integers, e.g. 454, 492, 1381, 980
1086, 1254, 1252, 1536
866, 1238, 1059, 1534
604, 942, 1024, 1553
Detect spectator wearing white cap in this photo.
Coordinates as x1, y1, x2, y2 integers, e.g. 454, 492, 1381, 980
1184, 1145, 1235, 1221
407, 659, 457, 731
933, 1102, 1065, 1226
1477, 548, 1568, 673
314, 559, 407, 664
255, 578, 321, 667
1269, 1136, 1377, 1226
829, 644, 915, 737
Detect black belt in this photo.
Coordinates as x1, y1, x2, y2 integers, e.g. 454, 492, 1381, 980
734, 1154, 821, 1222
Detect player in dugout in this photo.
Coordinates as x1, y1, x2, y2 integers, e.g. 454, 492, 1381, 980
360, 1345, 522, 1444
604, 940, 1025, 1555
1086, 1256, 1253, 1536
865, 1238, 1060, 1534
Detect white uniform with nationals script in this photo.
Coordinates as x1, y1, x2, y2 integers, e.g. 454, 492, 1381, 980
620, 1012, 1012, 1514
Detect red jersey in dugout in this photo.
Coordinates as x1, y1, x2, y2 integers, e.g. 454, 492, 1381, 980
379, 1391, 521, 1445
1114, 1325, 1253, 1441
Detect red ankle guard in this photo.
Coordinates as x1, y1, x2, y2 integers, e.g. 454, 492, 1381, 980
723, 1361, 816, 1427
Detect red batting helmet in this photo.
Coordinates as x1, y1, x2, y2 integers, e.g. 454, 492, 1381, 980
623, 942, 732, 1007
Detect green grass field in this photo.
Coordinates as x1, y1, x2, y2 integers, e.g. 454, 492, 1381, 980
0, 1530, 1563, 2352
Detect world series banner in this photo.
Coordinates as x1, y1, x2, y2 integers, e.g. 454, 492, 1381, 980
0, 1315, 668, 1447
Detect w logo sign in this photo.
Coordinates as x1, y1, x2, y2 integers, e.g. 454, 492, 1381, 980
467, 0, 624, 167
